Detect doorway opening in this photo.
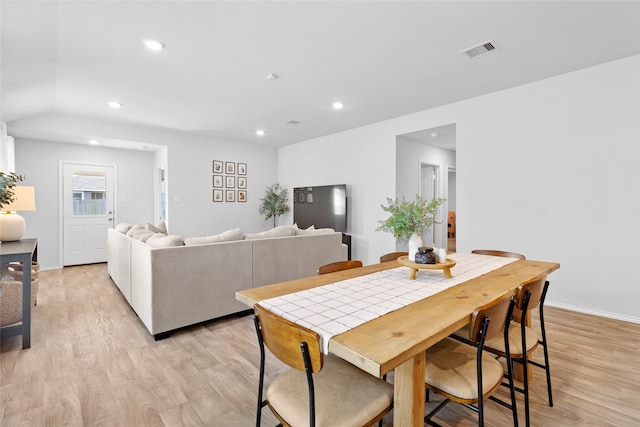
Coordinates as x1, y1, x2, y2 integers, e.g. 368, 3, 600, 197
419, 163, 442, 248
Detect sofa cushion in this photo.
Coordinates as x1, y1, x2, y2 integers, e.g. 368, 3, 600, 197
147, 234, 185, 248
146, 221, 167, 233
244, 224, 297, 240
184, 228, 244, 246
115, 222, 133, 234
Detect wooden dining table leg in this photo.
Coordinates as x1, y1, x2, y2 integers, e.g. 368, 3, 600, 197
393, 353, 426, 426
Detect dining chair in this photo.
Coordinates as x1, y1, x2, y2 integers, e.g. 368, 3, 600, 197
253, 304, 394, 427
424, 291, 519, 427
317, 259, 363, 275
471, 249, 526, 260
478, 276, 553, 427
378, 252, 408, 263
471, 249, 526, 323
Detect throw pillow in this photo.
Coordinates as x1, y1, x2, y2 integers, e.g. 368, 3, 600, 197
146, 232, 168, 243
146, 221, 167, 233
126, 224, 145, 237
295, 225, 335, 235
131, 229, 155, 242
184, 228, 244, 246
115, 222, 133, 234
146, 235, 184, 248
244, 224, 297, 240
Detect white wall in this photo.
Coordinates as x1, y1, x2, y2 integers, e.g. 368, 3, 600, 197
396, 136, 456, 250
8, 119, 277, 268
14, 139, 155, 269
164, 136, 278, 239
278, 125, 399, 264
279, 54, 640, 322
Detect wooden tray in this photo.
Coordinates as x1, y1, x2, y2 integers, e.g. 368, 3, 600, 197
397, 255, 456, 280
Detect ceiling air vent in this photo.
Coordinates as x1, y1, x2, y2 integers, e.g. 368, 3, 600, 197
460, 40, 499, 59
284, 119, 300, 125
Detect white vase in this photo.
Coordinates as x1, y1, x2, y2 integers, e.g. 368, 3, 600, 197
408, 233, 423, 261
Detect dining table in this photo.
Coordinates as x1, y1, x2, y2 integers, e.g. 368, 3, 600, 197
236, 253, 560, 426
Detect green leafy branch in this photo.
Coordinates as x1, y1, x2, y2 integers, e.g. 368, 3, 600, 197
0, 172, 24, 209
376, 195, 446, 243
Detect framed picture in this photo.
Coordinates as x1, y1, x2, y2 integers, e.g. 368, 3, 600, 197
213, 175, 223, 188
238, 163, 247, 175
238, 177, 247, 189
213, 189, 223, 202
306, 193, 314, 203
213, 160, 223, 173
226, 189, 235, 202
238, 190, 247, 202
298, 192, 305, 203
226, 161, 236, 174
226, 175, 236, 188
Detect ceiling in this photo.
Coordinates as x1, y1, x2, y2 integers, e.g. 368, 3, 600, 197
1, 1, 639, 151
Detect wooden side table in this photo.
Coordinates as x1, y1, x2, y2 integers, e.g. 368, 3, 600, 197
0, 238, 38, 349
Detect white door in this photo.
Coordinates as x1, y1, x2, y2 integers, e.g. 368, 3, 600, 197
62, 163, 115, 266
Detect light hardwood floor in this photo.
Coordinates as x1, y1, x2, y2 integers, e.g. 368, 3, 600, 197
1, 263, 639, 426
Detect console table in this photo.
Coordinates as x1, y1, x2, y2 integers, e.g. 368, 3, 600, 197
0, 238, 38, 349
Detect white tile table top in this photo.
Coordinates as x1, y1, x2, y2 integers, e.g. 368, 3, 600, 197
259, 252, 518, 353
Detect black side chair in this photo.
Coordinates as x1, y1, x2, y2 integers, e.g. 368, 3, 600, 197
379, 252, 408, 263
253, 303, 393, 427
471, 249, 526, 260
480, 276, 553, 427
317, 259, 363, 275
424, 291, 519, 427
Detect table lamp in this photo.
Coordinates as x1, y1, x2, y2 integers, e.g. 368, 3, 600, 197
0, 186, 36, 241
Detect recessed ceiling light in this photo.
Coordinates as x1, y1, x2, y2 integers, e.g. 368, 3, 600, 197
108, 101, 122, 109
256, 129, 265, 136
144, 39, 165, 51
430, 132, 440, 138
89, 139, 100, 145
332, 102, 344, 110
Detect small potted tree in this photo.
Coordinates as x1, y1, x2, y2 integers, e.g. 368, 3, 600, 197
259, 182, 290, 228
376, 195, 446, 261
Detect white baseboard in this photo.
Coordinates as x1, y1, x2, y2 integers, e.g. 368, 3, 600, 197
546, 301, 640, 325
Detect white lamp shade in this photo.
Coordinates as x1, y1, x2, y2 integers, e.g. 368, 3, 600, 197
2, 186, 36, 212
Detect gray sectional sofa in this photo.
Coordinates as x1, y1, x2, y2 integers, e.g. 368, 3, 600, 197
106, 225, 346, 339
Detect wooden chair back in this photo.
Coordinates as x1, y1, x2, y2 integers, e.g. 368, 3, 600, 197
515, 275, 548, 313
379, 252, 408, 263
471, 249, 526, 260
317, 260, 363, 275
254, 304, 323, 373
468, 291, 514, 343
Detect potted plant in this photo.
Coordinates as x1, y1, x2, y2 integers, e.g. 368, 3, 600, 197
259, 182, 290, 228
376, 195, 446, 261
0, 171, 24, 210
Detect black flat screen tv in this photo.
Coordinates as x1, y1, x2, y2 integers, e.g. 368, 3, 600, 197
293, 184, 347, 233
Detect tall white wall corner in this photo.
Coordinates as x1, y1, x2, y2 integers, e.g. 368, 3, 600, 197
0, 122, 16, 173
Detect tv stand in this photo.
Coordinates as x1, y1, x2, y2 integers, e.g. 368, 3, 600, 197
342, 233, 352, 260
